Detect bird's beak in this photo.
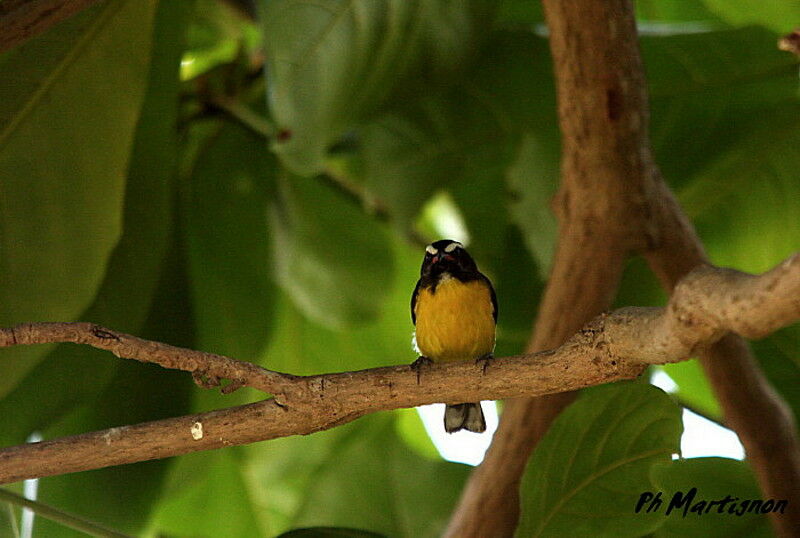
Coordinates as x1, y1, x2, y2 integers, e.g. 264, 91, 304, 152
431, 254, 454, 265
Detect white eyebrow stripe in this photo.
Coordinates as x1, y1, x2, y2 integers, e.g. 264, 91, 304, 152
426, 245, 438, 255
444, 242, 462, 253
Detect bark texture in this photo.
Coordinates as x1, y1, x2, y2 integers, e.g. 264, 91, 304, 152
1, 255, 797, 487
446, 0, 659, 534
446, 1, 800, 536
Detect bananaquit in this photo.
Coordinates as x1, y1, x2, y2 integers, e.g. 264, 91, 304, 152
411, 239, 497, 433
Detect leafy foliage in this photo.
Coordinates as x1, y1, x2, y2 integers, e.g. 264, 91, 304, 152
516, 384, 683, 537
0, 0, 160, 396
650, 457, 773, 537
0, 0, 797, 535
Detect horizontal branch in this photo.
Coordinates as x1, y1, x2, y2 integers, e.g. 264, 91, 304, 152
0, 252, 798, 484
0, 322, 294, 394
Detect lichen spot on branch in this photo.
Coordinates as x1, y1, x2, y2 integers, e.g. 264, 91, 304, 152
191, 422, 203, 441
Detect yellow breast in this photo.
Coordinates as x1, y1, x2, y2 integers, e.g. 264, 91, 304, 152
414, 276, 495, 362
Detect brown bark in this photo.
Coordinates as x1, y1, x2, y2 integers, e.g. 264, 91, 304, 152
446, 0, 659, 534
645, 184, 800, 536
447, 1, 800, 536
0, 0, 100, 53
1, 254, 797, 484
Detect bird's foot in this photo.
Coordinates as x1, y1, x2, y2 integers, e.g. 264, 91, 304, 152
476, 353, 494, 375
410, 356, 433, 385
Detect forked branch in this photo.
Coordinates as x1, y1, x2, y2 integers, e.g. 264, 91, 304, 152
0, 253, 798, 484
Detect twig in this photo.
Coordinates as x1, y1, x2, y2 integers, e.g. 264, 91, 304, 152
0, 322, 295, 395
0, 488, 132, 538
0, 254, 797, 484
209, 95, 276, 138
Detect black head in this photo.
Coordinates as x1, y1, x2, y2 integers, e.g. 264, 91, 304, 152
420, 239, 478, 281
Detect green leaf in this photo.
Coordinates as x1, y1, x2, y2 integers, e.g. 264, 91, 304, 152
183, 120, 278, 361
496, 0, 544, 25
394, 408, 441, 460
149, 450, 266, 538
0, 0, 188, 441
262, 0, 495, 174
517, 383, 683, 538
678, 113, 800, 274
506, 133, 559, 276
262, 237, 417, 374
643, 27, 798, 189
269, 174, 394, 328
34, 245, 195, 537
0, 0, 159, 390
359, 30, 555, 245
181, 0, 261, 80
267, 414, 471, 538
699, 0, 799, 32
360, 90, 514, 228
753, 326, 800, 430
660, 361, 722, 419
635, 0, 724, 23
493, 225, 545, 356
277, 527, 387, 537
651, 457, 772, 537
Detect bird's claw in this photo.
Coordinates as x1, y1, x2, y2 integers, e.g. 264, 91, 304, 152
476, 353, 494, 375
410, 356, 433, 385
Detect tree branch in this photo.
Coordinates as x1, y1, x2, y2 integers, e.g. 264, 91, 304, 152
0, 254, 797, 484
645, 182, 800, 536
447, 0, 659, 533
0, 322, 293, 395
0, 0, 100, 54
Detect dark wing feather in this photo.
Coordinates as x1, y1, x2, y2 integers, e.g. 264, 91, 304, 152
480, 273, 498, 323
410, 279, 422, 325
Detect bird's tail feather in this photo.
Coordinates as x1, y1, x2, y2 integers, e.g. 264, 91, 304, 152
444, 402, 486, 433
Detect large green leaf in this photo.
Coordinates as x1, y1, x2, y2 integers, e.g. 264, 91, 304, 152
359, 30, 557, 256
263, 237, 416, 374
679, 114, 800, 274
651, 457, 772, 537
643, 27, 798, 189
262, 0, 495, 174
0, 0, 187, 443
269, 174, 394, 328
259, 414, 471, 538
699, 0, 799, 32
148, 450, 265, 538
517, 383, 683, 537
506, 133, 559, 277
0, 0, 159, 390
360, 90, 514, 229
183, 120, 278, 362
619, 27, 800, 422
33, 244, 195, 537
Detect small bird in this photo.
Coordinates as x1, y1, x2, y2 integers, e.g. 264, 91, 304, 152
411, 239, 497, 433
